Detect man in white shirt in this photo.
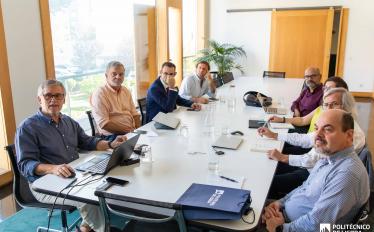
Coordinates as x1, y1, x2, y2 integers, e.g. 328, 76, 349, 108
179, 61, 216, 104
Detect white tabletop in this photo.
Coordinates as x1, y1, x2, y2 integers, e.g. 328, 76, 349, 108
33, 76, 304, 231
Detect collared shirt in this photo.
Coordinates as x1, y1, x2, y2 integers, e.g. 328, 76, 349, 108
179, 73, 216, 100
279, 147, 369, 232
278, 120, 366, 169
16, 109, 101, 182
91, 83, 140, 135
291, 84, 323, 117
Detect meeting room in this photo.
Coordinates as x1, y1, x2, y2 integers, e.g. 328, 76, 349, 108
1, 0, 374, 232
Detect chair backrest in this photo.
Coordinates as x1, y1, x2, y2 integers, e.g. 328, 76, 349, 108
86, 110, 100, 136
137, 98, 147, 126
221, 72, 234, 84
263, 71, 286, 78
5, 145, 39, 208
210, 72, 223, 88
358, 144, 374, 191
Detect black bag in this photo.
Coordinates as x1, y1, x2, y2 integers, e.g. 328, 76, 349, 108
243, 91, 272, 107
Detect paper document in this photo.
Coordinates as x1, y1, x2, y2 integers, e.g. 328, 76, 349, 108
204, 173, 245, 189
269, 122, 295, 129
250, 139, 282, 153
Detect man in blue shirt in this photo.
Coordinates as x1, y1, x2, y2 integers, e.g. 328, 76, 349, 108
262, 109, 369, 232
179, 61, 216, 104
146, 61, 201, 122
16, 80, 127, 232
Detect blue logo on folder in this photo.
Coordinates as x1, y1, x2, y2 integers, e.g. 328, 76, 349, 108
176, 183, 251, 220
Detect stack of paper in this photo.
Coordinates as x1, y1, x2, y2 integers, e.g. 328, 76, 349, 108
269, 122, 294, 129
250, 139, 282, 153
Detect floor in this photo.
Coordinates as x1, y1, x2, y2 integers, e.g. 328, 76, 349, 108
1, 98, 373, 223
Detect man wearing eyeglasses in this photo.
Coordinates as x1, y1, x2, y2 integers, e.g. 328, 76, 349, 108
291, 67, 323, 117
91, 61, 140, 140
16, 80, 127, 232
146, 61, 201, 122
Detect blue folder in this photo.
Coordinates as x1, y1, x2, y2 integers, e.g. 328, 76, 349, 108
176, 183, 251, 220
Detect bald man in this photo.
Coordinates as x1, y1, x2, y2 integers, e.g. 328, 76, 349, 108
291, 67, 323, 117
262, 109, 369, 232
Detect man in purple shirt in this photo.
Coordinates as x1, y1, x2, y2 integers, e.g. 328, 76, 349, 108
291, 67, 323, 117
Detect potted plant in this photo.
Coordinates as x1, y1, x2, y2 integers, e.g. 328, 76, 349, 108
195, 40, 246, 80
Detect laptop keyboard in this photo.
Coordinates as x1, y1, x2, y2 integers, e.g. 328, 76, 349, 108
87, 156, 110, 173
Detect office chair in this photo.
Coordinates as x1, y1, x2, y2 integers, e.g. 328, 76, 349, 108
210, 72, 223, 87
95, 189, 185, 232
5, 144, 81, 232
352, 201, 370, 224
86, 110, 101, 137
137, 98, 147, 126
263, 71, 286, 78
221, 72, 234, 84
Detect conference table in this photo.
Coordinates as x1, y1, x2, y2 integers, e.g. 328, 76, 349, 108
32, 76, 304, 231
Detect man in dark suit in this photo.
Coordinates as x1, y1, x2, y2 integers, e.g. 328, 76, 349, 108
146, 62, 201, 122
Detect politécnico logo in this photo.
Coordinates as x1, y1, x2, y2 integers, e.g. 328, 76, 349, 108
320, 223, 371, 232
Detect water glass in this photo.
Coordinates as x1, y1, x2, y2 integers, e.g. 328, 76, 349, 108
179, 124, 189, 138
208, 147, 219, 172
140, 145, 152, 163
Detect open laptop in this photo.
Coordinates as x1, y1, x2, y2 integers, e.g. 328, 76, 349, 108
257, 94, 287, 115
75, 134, 140, 174
212, 135, 243, 150
153, 112, 180, 129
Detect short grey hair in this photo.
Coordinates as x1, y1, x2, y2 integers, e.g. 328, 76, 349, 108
323, 87, 357, 119
106, 61, 125, 73
37, 80, 66, 96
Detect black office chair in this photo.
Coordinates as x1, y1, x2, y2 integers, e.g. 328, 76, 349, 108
137, 98, 147, 126
352, 201, 370, 224
5, 144, 80, 232
95, 189, 185, 232
221, 72, 234, 84
210, 72, 223, 88
86, 110, 101, 137
263, 71, 286, 78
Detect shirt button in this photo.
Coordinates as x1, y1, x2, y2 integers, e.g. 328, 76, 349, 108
62, 134, 64, 137
66, 145, 69, 149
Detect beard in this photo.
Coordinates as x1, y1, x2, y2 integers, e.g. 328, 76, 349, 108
314, 136, 331, 155
306, 80, 317, 89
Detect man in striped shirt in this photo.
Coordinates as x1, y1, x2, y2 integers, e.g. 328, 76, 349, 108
262, 109, 369, 232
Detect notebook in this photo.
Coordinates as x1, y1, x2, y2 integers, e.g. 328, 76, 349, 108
212, 135, 243, 150
248, 119, 267, 129
75, 134, 140, 174
269, 122, 295, 129
263, 107, 287, 115
152, 112, 180, 129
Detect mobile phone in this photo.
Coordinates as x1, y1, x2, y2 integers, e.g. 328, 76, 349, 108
106, 177, 129, 186
187, 108, 195, 111
209, 97, 218, 101
134, 130, 147, 134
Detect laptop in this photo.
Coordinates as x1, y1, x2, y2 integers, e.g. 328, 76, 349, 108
257, 93, 287, 115
75, 134, 140, 174
152, 112, 180, 129
212, 135, 243, 150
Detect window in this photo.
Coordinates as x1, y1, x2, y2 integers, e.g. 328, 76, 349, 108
49, 0, 154, 126
182, 0, 198, 75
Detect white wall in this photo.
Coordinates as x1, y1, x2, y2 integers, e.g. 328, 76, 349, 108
1, 0, 45, 125
209, 0, 374, 92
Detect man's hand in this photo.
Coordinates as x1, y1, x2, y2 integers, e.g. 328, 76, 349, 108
191, 103, 201, 111
293, 108, 301, 117
166, 76, 176, 89
268, 116, 283, 123
110, 135, 127, 148
257, 127, 278, 139
266, 210, 285, 232
196, 97, 209, 104
51, 164, 75, 178
262, 201, 282, 223
267, 149, 289, 163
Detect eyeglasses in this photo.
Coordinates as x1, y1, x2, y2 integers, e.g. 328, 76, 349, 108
322, 101, 342, 109
110, 72, 125, 78
43, 93, 65, 101
304, 74, 319, 79
162, 72, 177, 77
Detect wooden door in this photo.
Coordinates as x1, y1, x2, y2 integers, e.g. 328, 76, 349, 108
335, 8, 349, 77
269, 9, 334, 81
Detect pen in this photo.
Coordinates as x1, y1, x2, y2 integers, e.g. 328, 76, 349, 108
219, 175, 239, 183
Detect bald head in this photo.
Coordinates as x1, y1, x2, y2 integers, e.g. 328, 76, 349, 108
304, 67, 322, 90
314, 109, 354, 155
